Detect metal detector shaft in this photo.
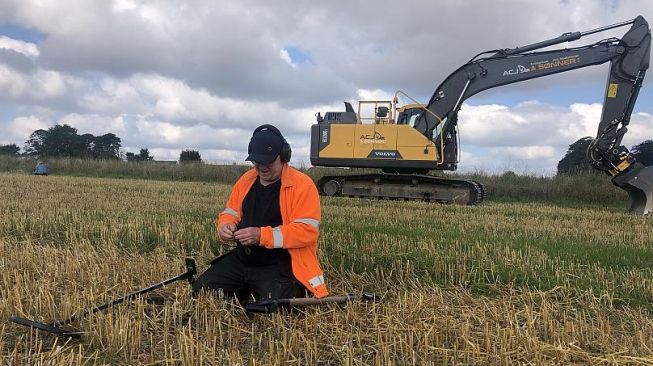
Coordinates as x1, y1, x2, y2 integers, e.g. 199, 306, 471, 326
54, 257, 197, 326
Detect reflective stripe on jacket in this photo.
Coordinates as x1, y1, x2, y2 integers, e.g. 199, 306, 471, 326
218, 164, 328, 298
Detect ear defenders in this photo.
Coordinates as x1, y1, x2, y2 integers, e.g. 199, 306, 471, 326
248, 124, 292, 163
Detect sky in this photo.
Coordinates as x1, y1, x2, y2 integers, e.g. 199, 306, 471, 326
0, 0, 651, 175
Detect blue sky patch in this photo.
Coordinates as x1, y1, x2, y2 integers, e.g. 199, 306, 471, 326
0, 23, 45, 43
283, 46, 313, 65
0, 103, 17, 123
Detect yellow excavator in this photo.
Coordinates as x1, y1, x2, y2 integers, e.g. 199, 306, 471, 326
310, 16, 652, 215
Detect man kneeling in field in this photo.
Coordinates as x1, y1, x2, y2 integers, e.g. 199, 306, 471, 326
192, 124, 328, 303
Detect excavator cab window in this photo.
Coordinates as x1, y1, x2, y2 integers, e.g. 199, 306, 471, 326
408, 113, 421, 128
398, 107, 422, 128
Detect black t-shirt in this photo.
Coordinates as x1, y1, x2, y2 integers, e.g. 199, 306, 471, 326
236, 177, 290, 266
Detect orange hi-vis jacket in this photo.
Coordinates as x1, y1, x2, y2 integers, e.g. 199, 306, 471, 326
217, 164, 328, 298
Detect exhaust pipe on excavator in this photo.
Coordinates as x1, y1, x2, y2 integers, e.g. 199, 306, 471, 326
612, 162, 653, 215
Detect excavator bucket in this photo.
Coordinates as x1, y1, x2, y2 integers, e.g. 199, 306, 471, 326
611, 162, 653, 215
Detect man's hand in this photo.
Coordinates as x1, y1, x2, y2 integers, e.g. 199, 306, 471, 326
234, 227, 261, 246
218, 223, 238, 242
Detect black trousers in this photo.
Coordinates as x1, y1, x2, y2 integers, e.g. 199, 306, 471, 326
192, 251, 306, 303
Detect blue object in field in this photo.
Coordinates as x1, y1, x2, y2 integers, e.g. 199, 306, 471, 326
33, 163, 49, 175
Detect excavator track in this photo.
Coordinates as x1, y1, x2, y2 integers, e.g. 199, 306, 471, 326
317, 174, 485, 205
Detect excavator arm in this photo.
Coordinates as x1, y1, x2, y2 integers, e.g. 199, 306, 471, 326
415, 16, 651, 214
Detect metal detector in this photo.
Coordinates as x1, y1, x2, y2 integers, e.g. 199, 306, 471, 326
245, 292, 380, 313
9, 257, 197, 340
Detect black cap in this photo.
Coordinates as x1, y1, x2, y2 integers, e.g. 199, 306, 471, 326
246, 128, 283, 164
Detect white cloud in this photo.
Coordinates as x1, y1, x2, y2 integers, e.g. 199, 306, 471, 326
0, 115, 49, 145
357, 89, 394, 101
456, 103, 653, 175
77, 73, 343, 138
81, 78, 143, 114
60, 113, 127, 136
0, 36, 39, 58
2, 1, 651, 101
0, 64, 70, 100
459, 102, 611, 148
624, 112, 653, 147
496, 146, 558, 160
112, 0, 137, 12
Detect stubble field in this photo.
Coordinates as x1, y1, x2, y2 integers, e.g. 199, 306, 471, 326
1, 172, 652, 365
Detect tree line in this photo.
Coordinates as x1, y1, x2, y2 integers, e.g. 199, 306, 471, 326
0, 124, 202, 163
